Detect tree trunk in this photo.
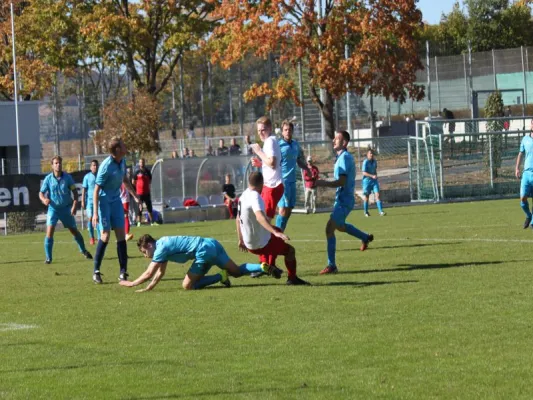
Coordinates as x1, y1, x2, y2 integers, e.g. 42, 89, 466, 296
321, 90, 335, 140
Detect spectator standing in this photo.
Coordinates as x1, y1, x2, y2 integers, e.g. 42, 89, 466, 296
222, 174, 238, 218
229, 138, 242, 156
217, 139, 229, 156
133, 158, 158, 226
303, 156, 319, 214
442, 108, 455, 142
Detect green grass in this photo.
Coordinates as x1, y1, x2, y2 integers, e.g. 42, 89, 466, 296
1, 199, 533, 399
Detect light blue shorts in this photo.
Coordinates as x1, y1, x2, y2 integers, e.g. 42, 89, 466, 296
330, 205, 352, 228
362, 179, 380, 196
278, 181, 296, 209
189, 238, 230, 275
47, 206, 76, 229
98, 198, 124, 232
521, 171, 533, 198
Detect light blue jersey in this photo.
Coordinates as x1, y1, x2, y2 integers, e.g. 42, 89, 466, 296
334, 150, 356, 209
82, 172, 97, 210
279, 139, 302, 183
40, 172, 76, 209
362, 159, 377, 183
95, 156, 126, 203
520, 135, 533, 172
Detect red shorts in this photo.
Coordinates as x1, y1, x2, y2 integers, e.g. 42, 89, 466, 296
249, 233, 289, 265
261, 183, 284, 218
123, 203, 129, 213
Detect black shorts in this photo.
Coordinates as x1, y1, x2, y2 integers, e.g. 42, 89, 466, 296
138, 193, 153, 213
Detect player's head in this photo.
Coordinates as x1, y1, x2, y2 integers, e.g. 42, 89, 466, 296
137, 234, 157, 258
90, 159, 99, 173
219, 138, 225, 147
51, 155, 63, 173
306, 155, 313, 165
109, 137, 127, 161
248, 171, 264, 193
225, 174, 231, 184
333, 130, 350, 152
256, 116, 272, 141
281, 120, 294, 142
367, 149, 374, 160
139, 158, 145, 168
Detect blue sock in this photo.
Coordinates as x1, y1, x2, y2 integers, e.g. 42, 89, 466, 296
74, 232, 86, 253
239, 263, 263, 274
327, 236, 336, 267
345, 223, 369, 241
193, 274, 222, 289
276, 215, 289, 232
94, 240, 108, 272
117, 240, 128, 274
376, 201, 384, 213
44, 237, 53, 260
521, 201, 531, 218
363, 201, 369, 214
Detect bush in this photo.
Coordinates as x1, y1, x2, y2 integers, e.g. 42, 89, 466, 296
7, 212, 37, 233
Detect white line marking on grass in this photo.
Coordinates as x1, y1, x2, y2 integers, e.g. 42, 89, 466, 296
220, 237, 533, 244
0, 323, 37, 332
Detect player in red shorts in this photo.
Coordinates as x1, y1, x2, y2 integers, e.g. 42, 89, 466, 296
236, 171, 310, 286
249, 116, 284, 221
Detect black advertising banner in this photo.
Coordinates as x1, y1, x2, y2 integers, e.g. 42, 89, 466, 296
0, 171, 90, 213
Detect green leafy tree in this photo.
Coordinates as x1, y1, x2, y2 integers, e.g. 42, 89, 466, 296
484, 91, 504, 178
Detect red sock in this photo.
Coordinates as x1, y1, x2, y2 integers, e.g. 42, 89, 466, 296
285, 258, 296, 279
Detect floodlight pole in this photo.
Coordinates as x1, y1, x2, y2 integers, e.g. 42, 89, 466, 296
10, 1, 21, 174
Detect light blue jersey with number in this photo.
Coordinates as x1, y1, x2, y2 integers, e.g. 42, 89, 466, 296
96, 156, 126, 203
279, 139, 302, 183
40, 172, 76, 209
334, 149, 355, 209
82, 172, 97, 210
520, 135, 533, 172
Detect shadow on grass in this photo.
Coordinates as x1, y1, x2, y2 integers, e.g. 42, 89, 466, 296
125, 386, 304, 399
318, 279, 418, 288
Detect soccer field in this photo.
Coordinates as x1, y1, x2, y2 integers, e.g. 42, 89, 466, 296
1, 199, 533, 399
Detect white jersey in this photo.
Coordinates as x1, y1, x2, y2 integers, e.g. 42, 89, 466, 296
238, 188, 271, 250
120, 184, 129, 204
261, 135, 282, 188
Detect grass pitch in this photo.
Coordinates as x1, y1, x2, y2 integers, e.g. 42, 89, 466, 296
1, 199, 533, 399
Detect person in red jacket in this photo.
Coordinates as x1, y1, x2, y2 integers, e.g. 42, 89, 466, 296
303, 156, 319, 214
132, 158, 158, 226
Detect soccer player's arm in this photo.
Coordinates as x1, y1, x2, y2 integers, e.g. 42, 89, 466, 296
315, 174, 347, 188
123, 175, 139, 203
361, 160, 373, 179
68, 176, 79, 216
254, 140, 276, 168
296, 147, 310, 173
39, 177, 51, 206
516, 144, 524, 179
236, 214, 247, 252
93, 164, 107, 227
254, 210, 289, 240
81, 176, 88, 210
120, 261, 165, 289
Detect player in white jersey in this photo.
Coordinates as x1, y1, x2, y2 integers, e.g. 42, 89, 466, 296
237, 172, 310, 285
249, 116, 284, 220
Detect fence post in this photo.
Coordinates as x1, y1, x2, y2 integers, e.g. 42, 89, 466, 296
426, 41, 432, 118
78, 154, 84, 230
407, 140, 413, 202
492, 49, 498, 90
439, 133, 444, 199
489, 134, 494, 189
2, 158, 6, 236
298, 61, 306, 141
522, 46, 528, 109
435, 56, 441, 112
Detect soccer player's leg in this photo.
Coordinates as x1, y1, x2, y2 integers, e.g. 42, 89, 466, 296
44, 209, 58, 263
374, 182, 385, 216
276, 182, 295, 232
278, 240, 310, 286
110, 199, 128, 280
183, 262, 223, 290
320, 215, 338, 274
520, 172, 532, 228
86, 207, 96, 244
215, 238, 263, 278
124, 203, 133, 241
93, 201, 112, 284
58, 208, 92, 260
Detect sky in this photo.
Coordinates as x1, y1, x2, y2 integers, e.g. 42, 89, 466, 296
418, 0, 464, 24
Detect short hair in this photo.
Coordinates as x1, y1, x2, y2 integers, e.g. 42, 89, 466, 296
139, 158, 145, 163
51, 155, 62, 164
281, 120, 294, 133
225, 173, 231, 178
90, 159, 99, 166
338, 130, 350, 143
248, 171, 264, 187
108, 137, 123, 155
256, 116, 272, 128
137, 234, 156, 250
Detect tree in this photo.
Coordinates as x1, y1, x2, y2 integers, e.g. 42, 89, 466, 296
97, 90, 161, 157
484, 91, 504, 178
207, 0, 424, 139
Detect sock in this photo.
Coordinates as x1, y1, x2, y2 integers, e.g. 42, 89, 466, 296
74, 231, 87, 253
345, 223, 368, 241
521, 201, 531, 218
239, 263, 263, 274
377, 201, 384, 213
327, 236, 336, 267
117, 240, 128, 273
285, 259, 297, 279
276, 215, 289, 232
44, 237, 53, 260
364, 201, 369, 214
94, 240, 108, 272
88, 221, 95, 239
193, 274, 222, 289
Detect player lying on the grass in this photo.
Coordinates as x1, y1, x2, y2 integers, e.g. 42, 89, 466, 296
119, 234, 276, 292
315, 131, 373, 275
515, 119, 533, 229
236, 171, 310, 285
39, 155, 93, 264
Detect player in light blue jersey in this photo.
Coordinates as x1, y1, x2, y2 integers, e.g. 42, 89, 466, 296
119, 234, 273, 292
38, 156, 92, 264
92, 138, 139, 284
81, 159, 100, 245
275, 120, 310, 232
315, 131, 373, 274
515, 119, 533, 228
362, 149, 385, 217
